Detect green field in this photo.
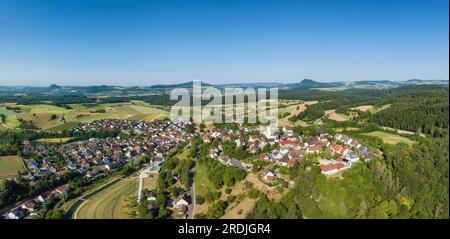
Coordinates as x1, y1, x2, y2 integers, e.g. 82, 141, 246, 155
76, 178, 138, 219
369, 104, 391, 114
0, 156, 25, 177
0, 101, 169, 131
193, 163, 216, 215
194, 163, 214, 197
363, 131, 415, 146
28, 104, 68, 114
36, 137, 74, 143
47, 122, 80, 131
0, 105, 21, 129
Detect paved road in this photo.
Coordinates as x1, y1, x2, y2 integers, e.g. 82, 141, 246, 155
187, 159, 197, 219
65, 177, 124, 219
187, 180, 195, 219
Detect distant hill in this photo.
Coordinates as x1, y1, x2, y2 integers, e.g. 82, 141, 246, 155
0, 79, 448, 95
402, 79, 449, 86
215, 82, 285, 88
283, 79, 449, 91
150, 81, 213, 89
285, 79, 338, 89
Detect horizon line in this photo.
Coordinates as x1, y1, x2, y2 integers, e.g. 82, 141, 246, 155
1, 78, 449, 88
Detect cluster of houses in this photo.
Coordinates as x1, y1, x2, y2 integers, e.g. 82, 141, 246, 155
203, 127, 264, 171
73, 119, 170, 134
144, 191, 192, 219
203, 125, 376, 185
2, 184, 70, 219
140, 150, 193, 218
320, 133, 376, 175
21, 120, 194, 180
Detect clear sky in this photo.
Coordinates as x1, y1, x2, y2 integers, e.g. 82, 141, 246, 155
0, 0, 448, 86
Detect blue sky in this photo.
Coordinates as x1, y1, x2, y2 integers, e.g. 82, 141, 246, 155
0, 0, 448, 86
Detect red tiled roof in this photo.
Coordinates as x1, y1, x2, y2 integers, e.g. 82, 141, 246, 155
178, 204, 188, 213
279, 140, 293, 146
258, 153, 269, 161
203, 135, 212, 141
308, 145, 321, 151
320, 163, 345, 172
55, 184, 70, 193
289, 150, 304, 157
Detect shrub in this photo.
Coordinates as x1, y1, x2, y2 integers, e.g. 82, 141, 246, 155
248, 189, 261, 199
205, 190, 221, 202
196, 196, 205, 205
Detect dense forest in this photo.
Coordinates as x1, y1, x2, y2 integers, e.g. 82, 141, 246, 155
369, 86, 449, 136
0, 93, 95, 106
284, 85, 449, 137
379, 137, 449, 218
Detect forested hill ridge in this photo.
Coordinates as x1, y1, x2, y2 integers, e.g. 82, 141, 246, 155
282, 84, 449, 138
369, 85, 449, 136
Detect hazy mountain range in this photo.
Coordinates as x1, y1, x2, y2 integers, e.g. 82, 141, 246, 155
0, 79, 448, 95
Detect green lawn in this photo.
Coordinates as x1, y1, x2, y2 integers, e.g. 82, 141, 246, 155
195, 163, 214, 197
0, 156, 25, 177
363, 131, 415, 146
76, 178, 138, 219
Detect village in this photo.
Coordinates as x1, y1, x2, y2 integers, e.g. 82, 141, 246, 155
2, 119, 377, 219
202, 124, 376, 186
